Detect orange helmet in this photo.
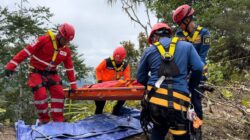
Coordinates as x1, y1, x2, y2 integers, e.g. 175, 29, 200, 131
172, 4, 194, 24
113, 46, 126, 62
148, 23, 172, 44
58, 23, 75, 41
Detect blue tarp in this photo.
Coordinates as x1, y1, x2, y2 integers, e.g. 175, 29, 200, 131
15, 107, 142, 140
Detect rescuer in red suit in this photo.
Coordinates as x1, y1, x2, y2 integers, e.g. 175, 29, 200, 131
4, 23, 77, 124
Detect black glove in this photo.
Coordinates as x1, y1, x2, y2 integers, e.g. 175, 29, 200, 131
97, 80, 102, 83
4, 69, 14, 77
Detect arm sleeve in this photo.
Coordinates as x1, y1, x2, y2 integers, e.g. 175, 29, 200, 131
188, 44, 204, 91
199, 30, 211, 64
95, 60, 106, 81
5, 36, 45, 70
63, 48, 77, 89
123, 64, 131, 80
136, 51, 149, 86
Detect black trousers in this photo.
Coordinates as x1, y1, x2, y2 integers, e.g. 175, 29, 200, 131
94, 100, 125, 115
149, 104, 190, 140
151, 125, 190, 140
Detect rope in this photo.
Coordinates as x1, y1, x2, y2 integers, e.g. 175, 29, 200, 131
211, 55, 250, 65
31, 126, 51, 140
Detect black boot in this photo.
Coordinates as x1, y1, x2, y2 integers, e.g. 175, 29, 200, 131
191, 127, 202, 140
112, 100, 125, 115
95, 101, 106, 114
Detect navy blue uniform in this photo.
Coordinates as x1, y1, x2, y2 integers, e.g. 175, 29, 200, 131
176, 26, 210, 64
176, 26, 210, 119
137, 37, 204, 94
137, 37, 204, 140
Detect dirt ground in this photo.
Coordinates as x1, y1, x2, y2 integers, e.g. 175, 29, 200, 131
0, 127, 15, 140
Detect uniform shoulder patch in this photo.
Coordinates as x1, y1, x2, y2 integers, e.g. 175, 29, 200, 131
203, 35, 211, 45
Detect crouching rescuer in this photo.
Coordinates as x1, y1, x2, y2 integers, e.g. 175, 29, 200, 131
4, 23, 77, 124
136, 22, 204, 140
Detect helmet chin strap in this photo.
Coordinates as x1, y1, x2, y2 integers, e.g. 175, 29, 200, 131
56, 35, 64, 47
182, 19, 192, 33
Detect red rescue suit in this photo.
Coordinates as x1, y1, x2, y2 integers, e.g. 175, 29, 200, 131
5, 32, 76, 123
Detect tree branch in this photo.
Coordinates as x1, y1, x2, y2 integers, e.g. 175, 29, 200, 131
121, 0, 150, 37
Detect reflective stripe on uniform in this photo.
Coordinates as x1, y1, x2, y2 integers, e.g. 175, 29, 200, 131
69, 81, 76, 85
37, 109, 48, 114
51, 98, 64, 103
32, 55, 55, 67
65, 68, 74, 71
149, 97, 188, 111
10, 60, 18, 66
51, 108, 63, 113
147, 85, 190, 111
34, 99, 47, 105
169, 129, 187, 135
24, 48, 31, 56
147, 86, 190, 102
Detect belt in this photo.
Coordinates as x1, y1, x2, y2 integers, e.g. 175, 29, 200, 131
31, 68, 57, 75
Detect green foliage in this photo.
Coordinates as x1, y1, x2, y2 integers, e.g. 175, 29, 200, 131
121, 41, 140, 78
64, 99, 141, 122
127, 0, 250, 83
138, 32, 148, 55
0, 3, 53, 123
241, 99, 250, 107
221, 89, 233, 99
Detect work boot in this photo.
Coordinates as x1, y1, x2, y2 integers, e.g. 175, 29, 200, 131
191, 127, 202, 140
111, 109, 121, 116
112, 100, 125, 116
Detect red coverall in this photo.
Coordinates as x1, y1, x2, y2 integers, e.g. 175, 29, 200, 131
5, 34, 76, 123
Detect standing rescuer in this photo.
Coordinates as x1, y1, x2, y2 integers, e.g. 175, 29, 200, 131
4, 23, 77, 124
95, 46, 131, 115
137, 22, 204, 140
173, 4, 211, 139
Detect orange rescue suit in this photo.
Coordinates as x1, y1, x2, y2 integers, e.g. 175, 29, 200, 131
96, 57, 130, 81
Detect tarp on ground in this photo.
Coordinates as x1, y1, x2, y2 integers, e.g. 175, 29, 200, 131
15, 108, 142, 140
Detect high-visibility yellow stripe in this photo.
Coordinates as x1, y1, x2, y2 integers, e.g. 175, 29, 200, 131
173, 102, 187, 111
156, 88, 168, 95
169, 129, 187, 135
168, 37, 178, 57
183, 26, 203, 42
153, 37, 179, 58
48, 30, 58, 63
110, 56, 124, 72
149, 97, 168, 107
147, 86, 153, 91
147, 86, 190, 102
173, 92, 190, 102
149, 97, 187, 111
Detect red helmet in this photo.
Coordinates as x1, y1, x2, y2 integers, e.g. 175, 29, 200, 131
58, 23, 75, 41
148, 22, 172, 44
172, 4, 194, 24
113, 46, 126, 62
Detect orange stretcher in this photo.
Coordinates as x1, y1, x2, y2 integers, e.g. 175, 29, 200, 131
64, 80, 145, 100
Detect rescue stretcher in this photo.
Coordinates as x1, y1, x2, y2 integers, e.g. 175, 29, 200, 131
64, 80, 145, 100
